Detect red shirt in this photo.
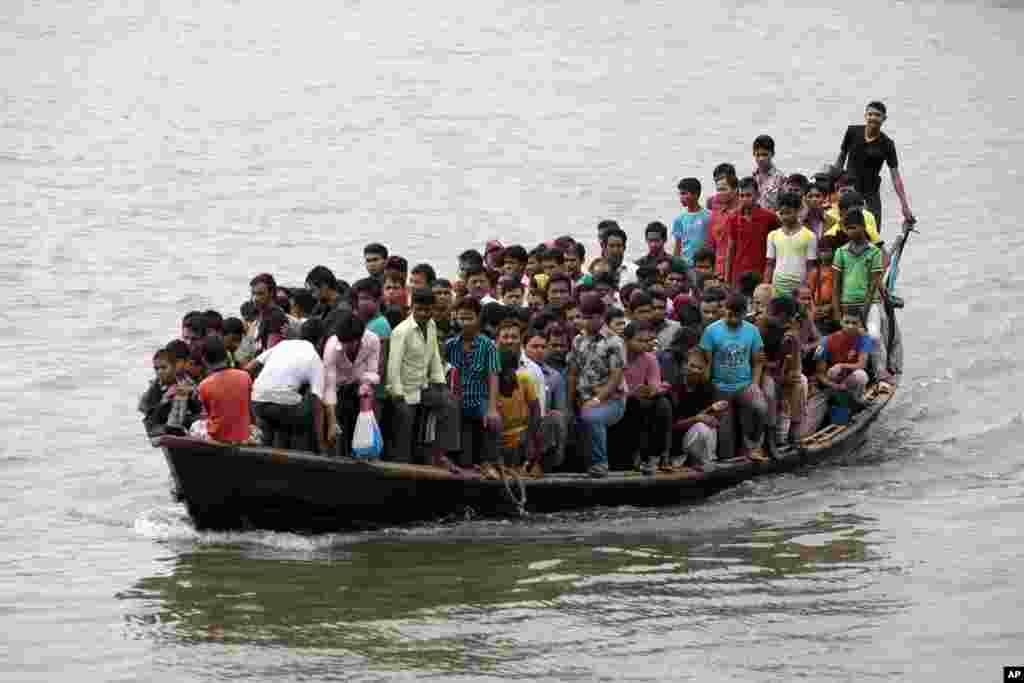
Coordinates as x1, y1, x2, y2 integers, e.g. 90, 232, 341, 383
707, 207, 735, 277
725, 207, 779, 286
198, 368, 252, 443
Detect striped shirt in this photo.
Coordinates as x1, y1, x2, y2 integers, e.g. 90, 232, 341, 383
445, 333, 501, 417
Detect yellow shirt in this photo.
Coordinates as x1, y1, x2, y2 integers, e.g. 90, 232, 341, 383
824, 206, 882, 244
497, 371, 537, 449
386, 316, 446, 405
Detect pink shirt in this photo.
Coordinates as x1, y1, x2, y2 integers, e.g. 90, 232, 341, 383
321, 331, 381, 406
623, 351, 662, 392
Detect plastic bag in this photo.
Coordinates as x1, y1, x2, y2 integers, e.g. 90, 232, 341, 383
351, 394, 383, 459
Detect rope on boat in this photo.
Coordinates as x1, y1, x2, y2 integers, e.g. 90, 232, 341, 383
499, 466, 528, 517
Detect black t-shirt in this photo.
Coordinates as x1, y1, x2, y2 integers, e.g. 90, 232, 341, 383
841, 125, 899, 195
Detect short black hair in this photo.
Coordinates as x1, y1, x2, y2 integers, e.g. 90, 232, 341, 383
738, 176, 757, 193
547, 272, 572, 290
628, 290, 653, 310
410, 263, 437, 285
725, 293, 748, 314
786, 173, 809, 193
838, 191, 865, 212
305, 265, 338, 290
433, 278, 453, 290
364, 243, 388, 258
602, 227, 627, 246
541, 248, 565, 265
351, 277, 382, 300
503, 245, 528, 263
223, 317, 245, 337
182, 311, 207, 337
703, 287, 727, 304
333, 312, 366, 343
239, 300, 258, 322
768, 295, 797, 322
623, 320, 655, 338
203, 310, 223, 333
752, 134, 775, 154
693, 246, 716, 265
592, 271, 616, 289
777, 192, 802, 210
464, 264, 487, 280
677, 177, 701, 196
738, 271, 762, 298
249, 273, 276, 291
498, 275, 523, 293
458, 249, 484, 266
605, 306, 625, 324
203, 336, 227, 365
866, 100, 887, 116
455, 296, 483, 316
644, 221, 668, 241
165, 339, 191, 361
385, 255, 408, 274
712, 163, 736, 180
845, 208, 866, 227
573, 242, 586, 260
300, 318, 326, 347
410, 287, 436, 307
291, 289, 316, 316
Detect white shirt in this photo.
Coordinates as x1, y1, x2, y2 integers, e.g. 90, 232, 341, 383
252, 340, 325, 405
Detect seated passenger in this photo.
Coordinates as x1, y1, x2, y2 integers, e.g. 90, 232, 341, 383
615, 321, 672, 475
524, 327, 569, 474
567, 293, 627, 478
197, 336, 253, 444
386, 288, 459, 466
162, 340, 202, 433
445, 296, 502, 477
698, 293, 768, 462
815, 311, 872, 404
498, 275, 525, 308
322, 313, 381, 457
249, 319, 327, 452
138, 348, 180, 437
495, 348, 543, 470
756, 311, 801, 445
669, 349, 724, 468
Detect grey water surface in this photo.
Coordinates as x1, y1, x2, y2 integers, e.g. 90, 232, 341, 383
2, 0, 1023, 680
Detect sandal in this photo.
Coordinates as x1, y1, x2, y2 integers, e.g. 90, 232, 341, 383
748, 447, 770, 463
479, 463, 501, 480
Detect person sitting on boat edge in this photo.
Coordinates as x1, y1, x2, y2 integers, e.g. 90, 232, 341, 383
567, 292, 627, 479
386, 287, 460, 467
248, 319, 328, 452
524, 326, 569, 476
197, 336, 253, 444
445, 296, 502, 478
494, 342, 543, 473
669, 348, 724, 469
139, 348, 182, 437
322, 313, 381, 457
815, 311, 872, 406
698, 293, 769, 462
831, 208, 887, 377
614, 321, 672, 475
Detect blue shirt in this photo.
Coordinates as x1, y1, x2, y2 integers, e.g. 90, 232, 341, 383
672, 207, 711, 266
698, 320, 764, 393
445, 333, 501, 417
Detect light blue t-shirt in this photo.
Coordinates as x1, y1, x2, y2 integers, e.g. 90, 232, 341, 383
671, 207, 712, 266
698, 319, 764, 393
367, 314, 392, 339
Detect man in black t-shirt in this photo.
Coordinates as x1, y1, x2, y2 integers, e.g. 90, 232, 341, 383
835, 100, 916, 229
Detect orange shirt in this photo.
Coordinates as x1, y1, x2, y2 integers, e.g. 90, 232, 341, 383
807, 266, 835, 308
198, 369, 252, 443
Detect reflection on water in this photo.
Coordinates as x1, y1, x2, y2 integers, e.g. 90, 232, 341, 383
120, 513, 901, 676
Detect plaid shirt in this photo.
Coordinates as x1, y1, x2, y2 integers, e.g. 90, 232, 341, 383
446, 333, 501, 417
753, 164, 785, 211
567, 328, 626, 402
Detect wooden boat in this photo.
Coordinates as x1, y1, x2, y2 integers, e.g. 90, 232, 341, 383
157, 379, 896, 533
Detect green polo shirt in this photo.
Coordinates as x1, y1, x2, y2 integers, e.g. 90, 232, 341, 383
833, 241, 883, 305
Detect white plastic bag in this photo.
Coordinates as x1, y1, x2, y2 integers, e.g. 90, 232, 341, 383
351, 394, 383, 459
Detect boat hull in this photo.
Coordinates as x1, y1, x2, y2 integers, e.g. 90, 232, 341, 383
160, 383, 895, 533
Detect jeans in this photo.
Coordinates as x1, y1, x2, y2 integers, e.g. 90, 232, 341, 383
578, 398, 626, 468
713, 384, 768, 459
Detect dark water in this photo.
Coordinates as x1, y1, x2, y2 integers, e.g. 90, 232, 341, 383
4, 0, 1023, 680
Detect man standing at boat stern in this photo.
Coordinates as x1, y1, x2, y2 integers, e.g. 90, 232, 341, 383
568, 292, 627, 478
387, 288, 460, 466
698, 293, 769, 462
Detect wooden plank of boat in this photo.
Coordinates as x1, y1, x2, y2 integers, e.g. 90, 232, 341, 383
158, 377, 896, 532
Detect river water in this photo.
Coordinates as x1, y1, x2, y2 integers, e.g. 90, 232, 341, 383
3, 0, 1023, 680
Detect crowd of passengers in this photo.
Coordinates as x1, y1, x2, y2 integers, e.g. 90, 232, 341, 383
141, 124, 908, 479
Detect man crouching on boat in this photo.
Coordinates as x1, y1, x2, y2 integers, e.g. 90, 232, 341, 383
386, 287, 461, 468
697, 293, 769, 463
